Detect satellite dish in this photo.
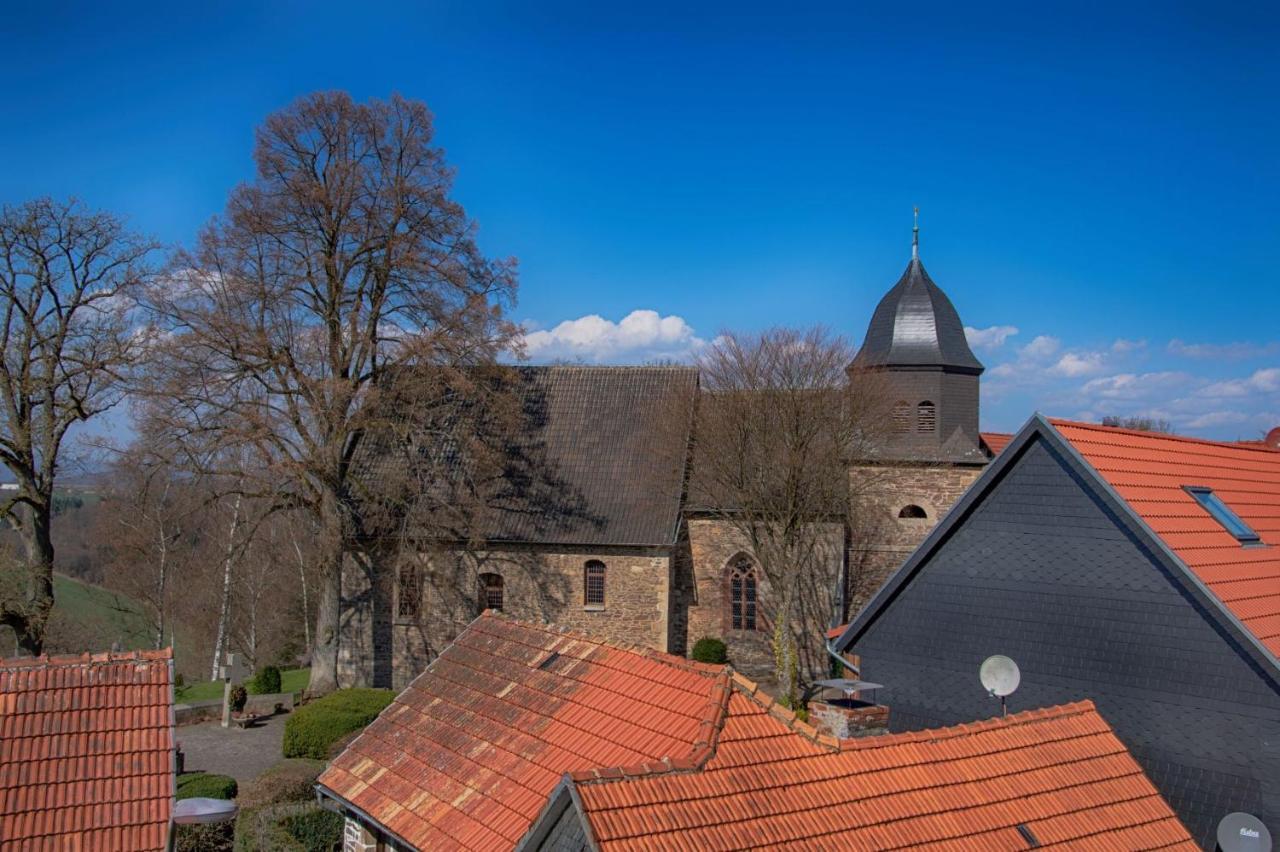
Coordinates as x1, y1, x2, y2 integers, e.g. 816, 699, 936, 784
173, 797, 238, 825
1217, 812, 1272, 852
980, 655, 1020, 716
980, 655, 1021, 697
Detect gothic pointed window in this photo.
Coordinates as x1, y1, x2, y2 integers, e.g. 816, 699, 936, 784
917, 401, 936, 433
479, 573, 504, 613
726, 555, 758, 632
584, 560, 606, 607
397, 563, 421, 619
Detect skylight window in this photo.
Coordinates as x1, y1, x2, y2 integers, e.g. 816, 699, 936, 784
1184, 487, 1260, 543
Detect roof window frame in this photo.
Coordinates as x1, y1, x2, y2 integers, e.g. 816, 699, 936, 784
1183, 486, 1262, 545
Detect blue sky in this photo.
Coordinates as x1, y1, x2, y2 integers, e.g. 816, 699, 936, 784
3, 1, 1278, 439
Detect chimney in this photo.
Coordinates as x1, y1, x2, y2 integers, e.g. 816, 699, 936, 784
808, 693, 890, 739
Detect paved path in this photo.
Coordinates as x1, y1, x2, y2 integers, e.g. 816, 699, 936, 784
178, 713, 287, 783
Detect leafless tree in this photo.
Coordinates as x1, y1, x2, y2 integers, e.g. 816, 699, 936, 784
1102, 415, 1174, 434
692, 327, 890, 706
0, 198, 156, 653
140, 92, 518, 691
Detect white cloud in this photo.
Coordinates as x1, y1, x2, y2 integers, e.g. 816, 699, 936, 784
964, 325, 1019, 351
1196, 367, 1280, 399
1183, 410, 1251, 429
1048, 351, 1107, 378
1019, 335, 1060, 359
1111, 338, 1146, 353
1167, 339, 1280, 360
520, 309, 706, 364
1081, 371, 1191, 400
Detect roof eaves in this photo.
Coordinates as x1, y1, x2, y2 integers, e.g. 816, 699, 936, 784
314, 783, 420, 852
515, 775, 603, 852
833, 412, 1049, 651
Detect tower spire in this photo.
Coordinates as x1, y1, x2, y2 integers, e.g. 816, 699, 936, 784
912, 206, 920, 259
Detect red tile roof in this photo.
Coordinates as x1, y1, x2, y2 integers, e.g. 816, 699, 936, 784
569, 689, 1195, 851
317, 613, 730, 851
981, 431, 1014, 456
0, 649, 176, 851
1052, 419, 1280, 658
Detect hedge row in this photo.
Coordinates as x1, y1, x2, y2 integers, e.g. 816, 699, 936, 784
282, 688, 394, 760
176, 772, 239, 801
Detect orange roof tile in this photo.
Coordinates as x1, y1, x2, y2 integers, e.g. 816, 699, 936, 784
318, 613, 732, 851
568, 695, 1195, 850
981, 431, 1014, 456
1052, 419, 1280, 658
0, 649, 176, 851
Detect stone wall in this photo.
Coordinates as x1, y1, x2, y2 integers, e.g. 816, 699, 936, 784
339, 544, 673, 689
847, 462, 983, 615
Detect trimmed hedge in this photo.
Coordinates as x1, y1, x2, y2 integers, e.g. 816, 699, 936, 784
177, 772, 239, 801
282, 688, 394, 760
234, 802, 342, 852
238, 759, 327, 810
691, 637, 728, 665
248, 665, 282, 695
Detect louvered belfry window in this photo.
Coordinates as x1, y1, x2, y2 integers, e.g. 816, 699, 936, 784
584, 560, 606, 606
917, 401, 937, 433
479, 573, 504, 613
892, 401, 911, 433
727, 556, 758, 631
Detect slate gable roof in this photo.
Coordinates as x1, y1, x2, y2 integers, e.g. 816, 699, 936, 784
0, 649, 176, 851
834, 414, 1280, 676
852, 257, 984, 374
361, 365, 697, 548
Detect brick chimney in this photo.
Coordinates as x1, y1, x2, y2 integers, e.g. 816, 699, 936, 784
808, 695, 890, 739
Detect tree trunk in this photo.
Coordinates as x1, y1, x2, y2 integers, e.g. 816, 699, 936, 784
6, 504, 56, 656
209, 495, 241, 681
308, 554, 342, 693
292, 536, 311, 655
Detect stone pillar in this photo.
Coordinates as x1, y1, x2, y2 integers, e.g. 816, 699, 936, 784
808, 698, 890, 739
343, 817, 380, 851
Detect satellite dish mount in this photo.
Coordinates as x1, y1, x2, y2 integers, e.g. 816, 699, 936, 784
979, 655, 1021, 717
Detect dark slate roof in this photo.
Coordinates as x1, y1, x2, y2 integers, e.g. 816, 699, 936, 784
852, 258, 984, 374
362, 366, 697, 548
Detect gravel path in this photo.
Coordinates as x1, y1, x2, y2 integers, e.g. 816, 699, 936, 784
177, 713, 287, 783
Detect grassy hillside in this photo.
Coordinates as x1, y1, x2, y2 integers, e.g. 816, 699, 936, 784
43, 573, 157, 655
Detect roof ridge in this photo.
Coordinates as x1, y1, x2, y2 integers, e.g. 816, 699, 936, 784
729, 671, 843, 751
0, 647, 173, 669
1050, 418, 1280, 454
478, 610, 727, 678
836, 699, 1099, 752
568, 668, 734, 783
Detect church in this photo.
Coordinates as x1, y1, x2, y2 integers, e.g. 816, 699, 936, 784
338, 228, 1007, 687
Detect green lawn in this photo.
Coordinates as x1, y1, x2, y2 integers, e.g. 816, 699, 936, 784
176, 668, 311, 703
45, 574, 156, 654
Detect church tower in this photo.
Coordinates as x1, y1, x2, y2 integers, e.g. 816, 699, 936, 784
852, 211, 985, 463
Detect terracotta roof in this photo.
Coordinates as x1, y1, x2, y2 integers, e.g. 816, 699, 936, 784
981, 431, 1014, 456
317, 613, 731, 850
1052, 419, 1280, 657
0, 649, 176, 851
567, 695, 1195, 851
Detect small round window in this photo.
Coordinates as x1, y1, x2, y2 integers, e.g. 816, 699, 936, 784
898, 504, 928, 519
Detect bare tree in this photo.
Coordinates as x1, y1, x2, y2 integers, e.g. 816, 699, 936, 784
692, 327, 889, 707
1102, 415, 1174, 433
0, 198, 156, 654
141, 92, 518, 691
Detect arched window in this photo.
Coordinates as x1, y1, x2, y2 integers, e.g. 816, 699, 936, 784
726, 555, 758, 632
917, 401, 936, 433
892, 401, 911, 434
584, 560, 606, 607
479, 573, 504, 613
397, 563, 421, 619
898, 504, 928, 519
